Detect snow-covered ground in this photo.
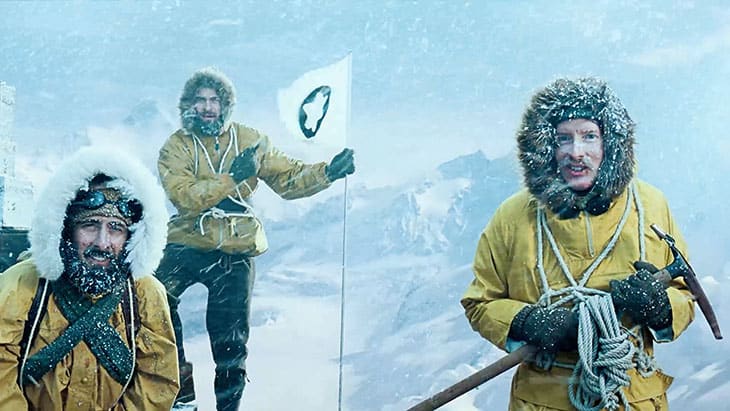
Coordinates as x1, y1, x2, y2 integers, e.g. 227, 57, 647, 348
182, 287, 342, 410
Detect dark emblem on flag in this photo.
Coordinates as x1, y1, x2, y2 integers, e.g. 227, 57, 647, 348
298, 85, 331, 139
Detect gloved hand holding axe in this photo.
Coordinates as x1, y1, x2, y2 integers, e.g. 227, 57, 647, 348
408, 224, 722, 411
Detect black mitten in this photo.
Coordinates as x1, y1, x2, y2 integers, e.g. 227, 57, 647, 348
509, 305, 579, 353
230, 144, 259, 183
325, 148, 355, 182
610, 265, 672, 330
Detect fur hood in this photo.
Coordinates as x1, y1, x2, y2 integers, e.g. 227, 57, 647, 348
178, 67, 236, 134
516, 77, 636, 217
29, 146, 169, 281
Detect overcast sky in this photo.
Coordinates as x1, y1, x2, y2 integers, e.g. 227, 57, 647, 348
3, 1, 730, 191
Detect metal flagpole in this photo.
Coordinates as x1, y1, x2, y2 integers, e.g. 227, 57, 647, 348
337, 176, 348, 411
337, 51, 353, 411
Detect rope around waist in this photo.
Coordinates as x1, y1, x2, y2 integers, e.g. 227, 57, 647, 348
197, 207, 254, 236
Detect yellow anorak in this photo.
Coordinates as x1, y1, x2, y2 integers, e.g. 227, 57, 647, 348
462, 181, 695, 410
0, 259, 179, 410
158, 123, 331, 255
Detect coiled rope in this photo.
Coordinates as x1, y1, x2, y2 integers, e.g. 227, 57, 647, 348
535, 182, 656, 411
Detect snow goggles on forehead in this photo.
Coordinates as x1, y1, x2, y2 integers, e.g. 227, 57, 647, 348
70, 189, 142, 221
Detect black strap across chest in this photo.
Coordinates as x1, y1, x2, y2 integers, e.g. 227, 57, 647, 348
20, 277, 135, 386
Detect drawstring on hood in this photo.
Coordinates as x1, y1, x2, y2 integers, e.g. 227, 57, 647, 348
179, 67, 236, 136
517, 77, 636, 218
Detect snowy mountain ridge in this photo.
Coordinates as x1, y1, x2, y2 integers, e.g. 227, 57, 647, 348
250, 150, 730, 410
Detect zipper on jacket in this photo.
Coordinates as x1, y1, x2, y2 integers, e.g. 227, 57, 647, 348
583, 211, 595, 257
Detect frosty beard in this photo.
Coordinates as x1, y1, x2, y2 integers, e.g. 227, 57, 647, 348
60, 239, 129, 296
182, 107, 224, 136
195, 115, 224, 137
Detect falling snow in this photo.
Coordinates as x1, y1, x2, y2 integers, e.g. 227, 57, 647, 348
2, 2, 730, 410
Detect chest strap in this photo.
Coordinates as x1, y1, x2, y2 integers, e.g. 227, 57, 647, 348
21, 278, 133, 386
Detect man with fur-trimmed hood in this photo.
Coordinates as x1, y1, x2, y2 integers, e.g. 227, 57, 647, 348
157, 67, 355, 410
0, 146, 179, 410
461, 77, 695, 410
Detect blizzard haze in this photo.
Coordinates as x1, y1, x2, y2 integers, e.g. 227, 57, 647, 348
3, 1, 730, 410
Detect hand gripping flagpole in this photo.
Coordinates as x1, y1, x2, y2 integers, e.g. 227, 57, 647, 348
337, 51, 353, 411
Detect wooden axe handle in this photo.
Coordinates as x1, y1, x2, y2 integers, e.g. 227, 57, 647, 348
406, 345, 536, 411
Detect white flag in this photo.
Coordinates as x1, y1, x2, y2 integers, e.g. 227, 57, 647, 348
277, 53, 351, 149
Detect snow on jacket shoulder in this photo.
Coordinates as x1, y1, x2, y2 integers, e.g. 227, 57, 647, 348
0, 258, 179, 411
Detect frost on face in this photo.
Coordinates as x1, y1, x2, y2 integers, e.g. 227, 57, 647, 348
517, 77, 636, 217
60, 238, 128, 296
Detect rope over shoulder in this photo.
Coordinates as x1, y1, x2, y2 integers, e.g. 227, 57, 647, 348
535, 181, 657, 411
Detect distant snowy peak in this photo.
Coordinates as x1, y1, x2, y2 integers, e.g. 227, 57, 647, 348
381, 189, 450, 254
412, 177, 472, 219
437, 150, 491, 179
377, 175, 470, 254
261, 150, 521, 264
122, 98, 175, 130
345, 151, 519, 257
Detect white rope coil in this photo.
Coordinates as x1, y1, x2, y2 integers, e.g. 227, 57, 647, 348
534, 182, 656, 411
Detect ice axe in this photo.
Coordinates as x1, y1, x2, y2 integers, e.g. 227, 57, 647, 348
648, 224, 722, 339
407, 224, 722, 411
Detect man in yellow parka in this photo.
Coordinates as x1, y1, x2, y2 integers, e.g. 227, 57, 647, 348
461, 77, 695, 411
0, 146, 179, 410
157, 67, 355, 411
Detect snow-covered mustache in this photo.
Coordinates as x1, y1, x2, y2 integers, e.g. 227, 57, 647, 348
183, 107, 218, 120
61, 240, 128, 296
558, 156, 597, 170
84, 246, 114, 261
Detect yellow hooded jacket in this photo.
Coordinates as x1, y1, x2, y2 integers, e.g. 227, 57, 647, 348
159, 67, 332, 256
461, 181, 695, 410
0, 261, 178, 411
158, 123, 332, 255
0, 146, 178, 410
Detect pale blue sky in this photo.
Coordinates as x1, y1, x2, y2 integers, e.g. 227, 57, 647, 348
2, 0, 730, 189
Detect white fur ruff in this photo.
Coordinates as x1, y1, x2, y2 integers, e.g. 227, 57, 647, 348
29, 145, 169, 281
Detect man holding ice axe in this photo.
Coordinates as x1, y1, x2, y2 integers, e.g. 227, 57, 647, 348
454, 77, 713, 411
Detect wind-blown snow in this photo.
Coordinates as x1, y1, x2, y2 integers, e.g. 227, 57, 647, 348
4, 2, 730, 410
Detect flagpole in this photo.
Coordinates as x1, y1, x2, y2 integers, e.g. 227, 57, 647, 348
337, 175, 348, 411
337, 51, 352, 411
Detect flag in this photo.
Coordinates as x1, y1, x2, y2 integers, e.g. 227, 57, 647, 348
277, 53, 351, 149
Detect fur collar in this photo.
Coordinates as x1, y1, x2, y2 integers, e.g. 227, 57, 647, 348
516, 77, 636, 217
29, 146, 169, 281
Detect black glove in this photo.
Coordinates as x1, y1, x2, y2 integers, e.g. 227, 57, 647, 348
633, 260, 659, 274
610, 261, 672, 330
325, 148, 355, 182
229, 144, 259, 183
509, 305, 579, 353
